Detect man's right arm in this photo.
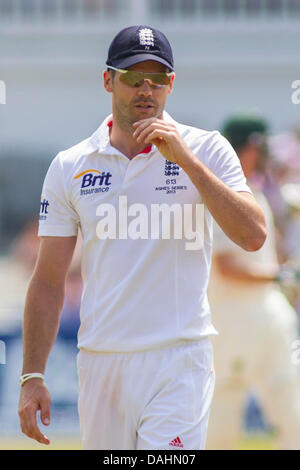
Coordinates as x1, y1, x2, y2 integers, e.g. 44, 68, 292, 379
18, 235, 77, 445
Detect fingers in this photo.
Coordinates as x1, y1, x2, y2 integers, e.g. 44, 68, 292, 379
133, 119, 176, 144
18, 383, 51, 445
143, 128, 171, 145
133, 117, 170, 134
40, 394, 51, 427
132, 118, 187, 164
132, 117, 163, 136
141, 125, 172, 144
19, 402, 50, 445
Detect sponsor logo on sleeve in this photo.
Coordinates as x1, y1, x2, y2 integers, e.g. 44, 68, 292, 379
40, 196, 50, 220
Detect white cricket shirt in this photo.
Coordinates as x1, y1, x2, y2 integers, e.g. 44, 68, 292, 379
38, 112, 251, 352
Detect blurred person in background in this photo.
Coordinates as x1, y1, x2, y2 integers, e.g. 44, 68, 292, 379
268, 130, 300, 269
206, 114, 300, 450
263, 130, 300, 317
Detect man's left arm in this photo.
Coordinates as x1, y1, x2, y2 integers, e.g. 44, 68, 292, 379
133, 118, 266, 252
179, 156, 266, 252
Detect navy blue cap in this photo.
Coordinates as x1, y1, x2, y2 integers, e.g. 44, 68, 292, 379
106, 25, 174, 71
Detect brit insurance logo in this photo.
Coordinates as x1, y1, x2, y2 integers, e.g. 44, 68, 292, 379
74, 169, 112, 196
40, 196, 50, 221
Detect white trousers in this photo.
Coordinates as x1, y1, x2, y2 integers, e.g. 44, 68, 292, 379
77, 339, 215, 450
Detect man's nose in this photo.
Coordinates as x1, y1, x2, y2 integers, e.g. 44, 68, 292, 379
138, 80, 153, 96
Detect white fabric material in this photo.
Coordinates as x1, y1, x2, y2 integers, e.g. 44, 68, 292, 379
38, 111, 251, 353
77, 339, 215, 450
207, 189, 300, 450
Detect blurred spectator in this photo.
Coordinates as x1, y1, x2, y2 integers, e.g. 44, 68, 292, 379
257, 158, 289, 263
206, 114, 300, 450
264, 131, 300, 313
268, 131, 300, 261
268, 130, 300, 185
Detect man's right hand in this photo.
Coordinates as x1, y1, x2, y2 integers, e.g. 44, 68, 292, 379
18, 378, 51, 445
19, 236, 78, 446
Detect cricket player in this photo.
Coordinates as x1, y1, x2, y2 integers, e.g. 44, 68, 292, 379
206, 115, 300, 450
18, 26, 266, 450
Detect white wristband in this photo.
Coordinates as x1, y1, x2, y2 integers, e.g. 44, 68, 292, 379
19, 373, 45, 387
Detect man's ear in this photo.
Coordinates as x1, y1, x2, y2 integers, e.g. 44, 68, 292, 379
168, 73, 175, 95
103, 70, 113, 93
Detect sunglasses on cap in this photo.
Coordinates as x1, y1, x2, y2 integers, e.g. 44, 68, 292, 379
107, 66, 174, 89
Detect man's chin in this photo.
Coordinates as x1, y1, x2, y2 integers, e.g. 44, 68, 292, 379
132, 108, 159, 122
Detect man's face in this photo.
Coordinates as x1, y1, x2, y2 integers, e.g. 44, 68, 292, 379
104, 60, 174, 128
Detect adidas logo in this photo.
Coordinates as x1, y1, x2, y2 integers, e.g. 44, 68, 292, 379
169, 436, 184, 448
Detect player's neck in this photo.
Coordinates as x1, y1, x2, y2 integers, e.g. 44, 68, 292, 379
109, 117, 148, 160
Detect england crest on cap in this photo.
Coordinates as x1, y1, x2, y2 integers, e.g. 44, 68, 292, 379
139, 28, 155, 49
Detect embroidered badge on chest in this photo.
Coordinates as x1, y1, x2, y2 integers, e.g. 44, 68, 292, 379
164, 160, 180, 177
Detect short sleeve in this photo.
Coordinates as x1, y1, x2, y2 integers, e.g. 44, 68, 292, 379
38, 154, 79, 237
204, 132, 252, 194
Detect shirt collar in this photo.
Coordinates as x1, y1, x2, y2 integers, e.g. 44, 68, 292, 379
83, 111, 178, 157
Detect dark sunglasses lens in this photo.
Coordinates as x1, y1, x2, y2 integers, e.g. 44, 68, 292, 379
120, 71, 170, 87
